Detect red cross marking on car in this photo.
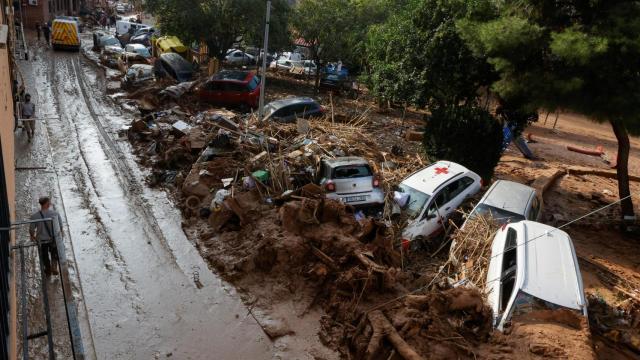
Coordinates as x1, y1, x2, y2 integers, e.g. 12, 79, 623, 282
434, 167, 449, 175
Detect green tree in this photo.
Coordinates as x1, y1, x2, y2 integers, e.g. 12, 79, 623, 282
145, 0, 291, 61
365, 0, 496, 107
424, 104, 504, 181
291, 0, 352, 88
460, 1, 640, 222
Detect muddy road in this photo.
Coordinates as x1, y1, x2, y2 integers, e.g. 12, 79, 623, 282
18, 41, 278, 359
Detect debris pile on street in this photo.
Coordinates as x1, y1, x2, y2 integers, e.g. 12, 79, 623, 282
447, 216, 501, 288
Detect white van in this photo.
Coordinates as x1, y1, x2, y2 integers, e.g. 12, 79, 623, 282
486, 221, 587, 330
397, 161, 482, 248
116, 20, 147, 37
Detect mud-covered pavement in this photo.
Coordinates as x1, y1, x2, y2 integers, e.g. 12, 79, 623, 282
16, 35, 282, 359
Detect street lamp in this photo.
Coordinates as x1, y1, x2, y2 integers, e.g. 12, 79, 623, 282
258, 0, 271, 121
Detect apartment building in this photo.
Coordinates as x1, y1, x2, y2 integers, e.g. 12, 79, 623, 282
0, 2, 17, 359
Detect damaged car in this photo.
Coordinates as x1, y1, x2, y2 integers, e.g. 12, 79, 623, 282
396, 161, 482, 249
465, 180, 542, 226
154, 53, 194, 83
263, 97, 324, 123
122, 64, 155, 88
317, 157, 384, 208
197, 70, 261, 109
486, 221, 587, 331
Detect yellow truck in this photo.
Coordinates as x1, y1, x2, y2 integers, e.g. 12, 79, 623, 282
51, 19, 81, 51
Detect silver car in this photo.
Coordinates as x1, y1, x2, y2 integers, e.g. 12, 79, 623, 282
466, 180, 543, 225
263, 97, 324, 123
317, 157, 385, 208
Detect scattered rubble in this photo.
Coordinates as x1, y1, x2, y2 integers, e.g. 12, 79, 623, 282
96, 39, 639, 356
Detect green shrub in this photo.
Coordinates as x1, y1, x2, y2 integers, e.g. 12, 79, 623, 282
423, 104, 503, 180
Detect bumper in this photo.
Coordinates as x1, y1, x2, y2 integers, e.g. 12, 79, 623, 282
326, 189, 385, 207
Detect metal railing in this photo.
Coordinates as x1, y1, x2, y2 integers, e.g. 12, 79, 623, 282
1, 219, 85, 360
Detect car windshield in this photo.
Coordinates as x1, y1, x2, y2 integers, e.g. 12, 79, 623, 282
470, 204, 525, 225
104, 38, 120, 46
397, 184, 430, 220
332, 165, 372, 179
134, 47, 150, 57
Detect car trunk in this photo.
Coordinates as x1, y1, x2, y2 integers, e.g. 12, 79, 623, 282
332, 165, 374, 196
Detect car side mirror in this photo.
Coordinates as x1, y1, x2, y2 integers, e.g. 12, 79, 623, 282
425, 212, 437, 221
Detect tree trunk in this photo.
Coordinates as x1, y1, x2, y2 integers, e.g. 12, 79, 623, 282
609, 119, 635, 225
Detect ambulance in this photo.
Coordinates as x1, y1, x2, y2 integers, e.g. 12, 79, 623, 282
51, 19, 81, 51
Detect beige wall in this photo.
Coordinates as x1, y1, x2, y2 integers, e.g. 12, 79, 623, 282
0, 5, 17, 359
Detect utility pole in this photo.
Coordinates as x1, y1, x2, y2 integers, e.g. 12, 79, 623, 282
258, 0, 271, 121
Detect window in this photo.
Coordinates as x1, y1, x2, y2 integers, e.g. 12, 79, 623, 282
529, 196, 540, 220
499, 228, 518, 313
445, 176, 474, 202
332, 165, 372, 179
426, 201, 438, 220
397, 184, 430, 220
292, 104, 312, 116
233, 52, 242, 57
247, 76, 260, 91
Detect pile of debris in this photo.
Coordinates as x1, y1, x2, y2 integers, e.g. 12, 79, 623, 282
122, 103, 505, 357
446, 216, 501, 288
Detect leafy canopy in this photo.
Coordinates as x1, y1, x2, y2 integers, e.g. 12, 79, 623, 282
365, 0, 496, 107
145, 0, 291, 60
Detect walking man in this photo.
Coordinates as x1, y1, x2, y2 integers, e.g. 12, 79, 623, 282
42, 23, 50, 46
21, 93, 35, 142
35, 22, 41, 41
29, 197, 64, 276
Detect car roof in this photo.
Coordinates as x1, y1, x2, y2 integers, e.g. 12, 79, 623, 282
130, 64, 153, 70
401, 161, 475, 195
480, 180, 536, 216
323, 157, 369, 168
159, 53, 192, 72
513, 221, 584, 310
210, 70, 253, 83
265, 97, 318, 110
127, 43, 145, 49
53, 19, 76, 24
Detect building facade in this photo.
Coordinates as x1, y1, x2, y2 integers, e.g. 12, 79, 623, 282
19, 0, 81, 28
0, 1, 17, 359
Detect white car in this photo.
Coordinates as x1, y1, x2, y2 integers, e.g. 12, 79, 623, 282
125, 43, 151, 59
270, 58, 301, 71
225, 50, 255, 65
397, 161, 482, 248
486, 221, 587, 330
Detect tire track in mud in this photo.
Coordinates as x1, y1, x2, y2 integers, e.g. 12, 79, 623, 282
48, 53, 143, 314
69, 56, 181, 267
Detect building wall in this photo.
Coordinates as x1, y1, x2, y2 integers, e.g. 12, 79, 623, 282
22, 0, 50, 27
0, 3, 17, 360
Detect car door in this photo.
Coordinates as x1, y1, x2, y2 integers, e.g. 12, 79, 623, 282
440, 176, 476, 218
224, 82, 245, 105
203, 81, 222, 102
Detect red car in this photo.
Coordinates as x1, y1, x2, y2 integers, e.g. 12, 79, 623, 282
198, 70, 261, 110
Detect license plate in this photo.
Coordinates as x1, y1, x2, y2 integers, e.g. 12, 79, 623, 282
344, 196, 366, 203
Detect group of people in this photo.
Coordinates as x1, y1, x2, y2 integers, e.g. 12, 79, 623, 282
35, 22, 51, 46
99, 13, 118, 29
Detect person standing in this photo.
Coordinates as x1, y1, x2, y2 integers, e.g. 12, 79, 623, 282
42, 23, 50, 46
35, 22, 41, 41
29, 197, 64, 276
21, 93, 35, 142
